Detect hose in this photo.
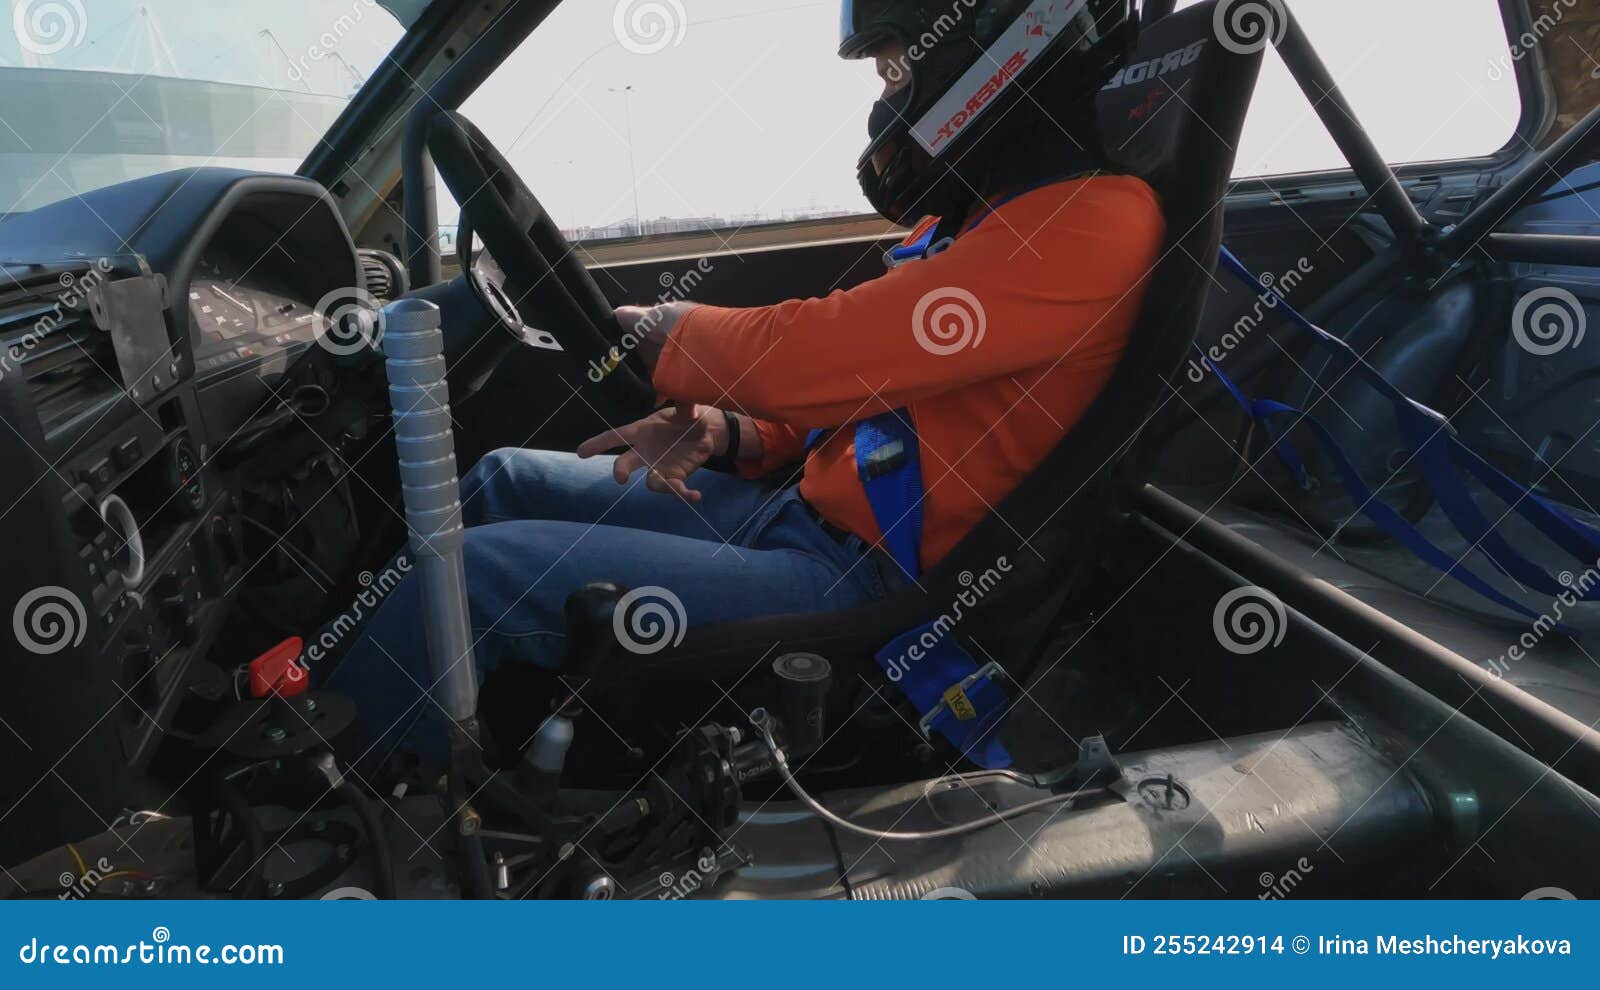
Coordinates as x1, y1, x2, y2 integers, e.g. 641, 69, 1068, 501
755, 718, 1098, 842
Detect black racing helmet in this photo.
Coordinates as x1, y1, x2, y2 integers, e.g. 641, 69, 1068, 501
842, 0, 1137, 224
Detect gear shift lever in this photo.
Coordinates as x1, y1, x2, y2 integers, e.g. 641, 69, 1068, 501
559, 582, 628, 684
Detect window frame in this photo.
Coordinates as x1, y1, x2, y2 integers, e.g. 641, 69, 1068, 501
1213, 0, 1548, 195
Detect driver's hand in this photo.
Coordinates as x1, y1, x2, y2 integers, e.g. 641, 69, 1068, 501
615, 302, 695, 371
576, 403, 726, 502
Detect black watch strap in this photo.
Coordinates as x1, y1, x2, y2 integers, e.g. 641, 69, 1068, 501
704, 409, 742, 473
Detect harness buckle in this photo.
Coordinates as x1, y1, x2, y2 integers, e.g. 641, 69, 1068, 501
918, 660, 1008, 740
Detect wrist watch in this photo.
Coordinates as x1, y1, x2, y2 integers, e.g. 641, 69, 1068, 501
705, 409, 741, 473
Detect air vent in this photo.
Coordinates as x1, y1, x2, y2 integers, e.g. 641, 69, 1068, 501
359, 249, 408, 303
2, 277, 122, 441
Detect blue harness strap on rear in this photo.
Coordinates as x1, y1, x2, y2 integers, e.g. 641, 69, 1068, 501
1210, 245, 1600, 623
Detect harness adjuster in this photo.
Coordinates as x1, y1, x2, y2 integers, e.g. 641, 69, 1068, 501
859, 439, 908, 481
918, 661, 1008, 739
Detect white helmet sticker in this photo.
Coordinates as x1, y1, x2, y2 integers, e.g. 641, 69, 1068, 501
909, 0, 1094, 156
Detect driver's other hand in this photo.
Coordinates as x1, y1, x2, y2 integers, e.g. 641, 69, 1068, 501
614, 302, 695, 371
575, 402, 725, 502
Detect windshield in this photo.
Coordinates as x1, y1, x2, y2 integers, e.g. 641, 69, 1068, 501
0, 0, 407, 215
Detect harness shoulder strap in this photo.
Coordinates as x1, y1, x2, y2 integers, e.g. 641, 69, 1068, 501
1212, 246, 1600, 623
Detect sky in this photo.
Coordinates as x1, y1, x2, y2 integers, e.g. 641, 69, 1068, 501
0, 0, 1529, 229
454, 0, 1525, 230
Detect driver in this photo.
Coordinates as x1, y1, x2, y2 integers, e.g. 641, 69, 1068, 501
328, 0, 1160, 760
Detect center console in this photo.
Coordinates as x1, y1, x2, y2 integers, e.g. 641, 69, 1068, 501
0, 256, 248, 859
0, 167, 376, 866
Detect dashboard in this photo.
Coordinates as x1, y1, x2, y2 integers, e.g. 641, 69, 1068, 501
0, 168, 387, 864
187, 258, 325, 376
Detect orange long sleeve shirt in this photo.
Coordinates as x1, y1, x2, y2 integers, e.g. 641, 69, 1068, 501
653, 174, 1165, 569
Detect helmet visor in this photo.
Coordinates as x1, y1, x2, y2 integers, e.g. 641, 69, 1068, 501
839, 0, 904, 58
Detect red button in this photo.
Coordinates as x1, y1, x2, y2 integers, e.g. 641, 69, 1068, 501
248, 637, 309, 699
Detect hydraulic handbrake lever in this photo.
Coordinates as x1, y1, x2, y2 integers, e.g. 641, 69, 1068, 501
379, 297, 493, 897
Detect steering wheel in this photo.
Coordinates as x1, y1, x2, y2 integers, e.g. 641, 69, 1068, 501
427, 110, 656, 415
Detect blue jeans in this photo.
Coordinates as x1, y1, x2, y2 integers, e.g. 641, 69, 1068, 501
325, 448, 899, 762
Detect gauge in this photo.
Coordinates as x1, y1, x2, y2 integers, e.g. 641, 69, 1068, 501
189, 279, 258, 339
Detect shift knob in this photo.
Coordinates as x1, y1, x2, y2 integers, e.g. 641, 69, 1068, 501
559, 582, 628, 682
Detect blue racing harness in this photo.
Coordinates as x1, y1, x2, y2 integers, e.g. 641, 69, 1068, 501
806, 199, 1040, 770
819, 224, 1600, 769
1206, 247, 1600, 629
